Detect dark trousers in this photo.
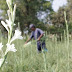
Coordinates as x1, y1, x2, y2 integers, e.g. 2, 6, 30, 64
37, 41, 46, 51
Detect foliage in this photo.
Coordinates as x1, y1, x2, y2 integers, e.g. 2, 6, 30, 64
0, 35, 72, 72
0, 0, 8, 18
0, 0, 23, 69
49, 0, 72, 34
15, 0, 52, 32
0, 0, 53, 33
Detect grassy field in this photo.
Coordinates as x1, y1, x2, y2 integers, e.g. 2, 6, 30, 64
0, 35, 72, 72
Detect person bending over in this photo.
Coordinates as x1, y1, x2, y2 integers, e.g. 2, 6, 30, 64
25, 24, 47, 52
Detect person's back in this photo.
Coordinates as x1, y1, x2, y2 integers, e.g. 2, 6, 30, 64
30, 28, 44, 40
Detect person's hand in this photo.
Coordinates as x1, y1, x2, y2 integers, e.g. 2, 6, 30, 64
24, 42, 31, 47
23, 42, 27, 47
37, 38, 40, 41
25, 42, 27, 44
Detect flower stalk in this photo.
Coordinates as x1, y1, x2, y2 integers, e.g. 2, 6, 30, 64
64, 11, 70, 72
0, 0, 23, 69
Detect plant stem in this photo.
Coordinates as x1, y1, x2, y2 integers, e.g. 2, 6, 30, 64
43, 52, 47, 72
64, 11, 69, 72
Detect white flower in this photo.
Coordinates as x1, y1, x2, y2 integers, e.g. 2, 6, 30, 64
5, 44, 17, 55
24, 30, 28, 34
1, 21, 9, 32
0, 43, 3, 50
6, 19, 12, 30
6, 0, 12, 8
0, 58, 4, 67
7, 10, 11, 21
24, 42, 31, 47
13, 4, 16, 22
1, 19, 16, 32
10, 29, 23, 43
6, 0, 12, 4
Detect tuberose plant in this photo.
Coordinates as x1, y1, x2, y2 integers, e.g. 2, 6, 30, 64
0, 0, 23, 69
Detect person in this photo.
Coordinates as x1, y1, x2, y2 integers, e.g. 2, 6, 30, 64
25, 24, 47, 53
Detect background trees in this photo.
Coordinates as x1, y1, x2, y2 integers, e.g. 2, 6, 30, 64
49, 0, 72, 33
0, 0, 53, 33
15, 0, 53, 32
0, 0, 72, 34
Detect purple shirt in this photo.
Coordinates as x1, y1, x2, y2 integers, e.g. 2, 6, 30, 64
30, 28, 44, 40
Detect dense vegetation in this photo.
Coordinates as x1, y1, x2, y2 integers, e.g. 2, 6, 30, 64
0, 0, 72, 72
0, 0, 72, 34
0, 34, 72, 72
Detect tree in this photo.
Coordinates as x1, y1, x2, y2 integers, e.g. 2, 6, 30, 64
50, 0, 72, 33
0, 0, 53, 33
51, 7, 65, 27
15, 0, 53, 32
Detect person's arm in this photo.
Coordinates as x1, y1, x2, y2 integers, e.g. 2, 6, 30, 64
37, 28, 44, 41
25, 38, 31, 44
37, 34, 44, 41
25, 32, 34, 44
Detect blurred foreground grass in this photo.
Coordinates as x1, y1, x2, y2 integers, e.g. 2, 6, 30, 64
0, 36, 72, 72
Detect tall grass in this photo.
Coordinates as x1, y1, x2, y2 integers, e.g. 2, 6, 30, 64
64, 11, 70, 72
0, 33, 72, 72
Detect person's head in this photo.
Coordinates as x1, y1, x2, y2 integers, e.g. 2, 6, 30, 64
29, 24, 36, 31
